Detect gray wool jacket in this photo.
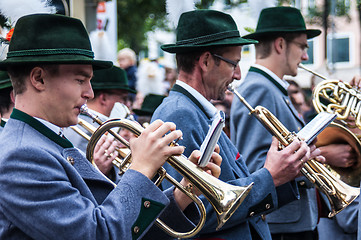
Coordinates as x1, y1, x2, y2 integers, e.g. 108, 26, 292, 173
230, 66, 318, 234
0, 108, 198, 240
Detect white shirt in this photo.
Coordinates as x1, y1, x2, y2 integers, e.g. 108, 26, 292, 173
252, 63, 289, 91
34, 117, 64, 136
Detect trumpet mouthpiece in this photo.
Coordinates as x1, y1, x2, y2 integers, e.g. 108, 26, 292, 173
80, 104, 89, 114
227, 83, 235, 92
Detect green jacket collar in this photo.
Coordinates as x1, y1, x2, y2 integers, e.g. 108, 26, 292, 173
249, 66, 288, 96
10, 108, 73, 148
0, 118, 6, 127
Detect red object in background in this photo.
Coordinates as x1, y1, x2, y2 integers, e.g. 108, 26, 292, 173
97, 1, 106, 13
96, 19, 103, 30
6, 28, 14, 42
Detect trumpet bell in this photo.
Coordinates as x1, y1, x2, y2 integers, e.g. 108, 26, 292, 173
310, 159, 360, 217
316, 122, 361, 187
214, 182, 253, 230
83, 115, 253, 238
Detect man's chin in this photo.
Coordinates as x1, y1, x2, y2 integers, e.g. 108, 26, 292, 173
65, 117, 79, 128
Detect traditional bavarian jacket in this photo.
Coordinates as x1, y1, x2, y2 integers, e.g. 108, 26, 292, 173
0, 109, 198, 240
152, 81, 299, 240
230, 65, 318, 234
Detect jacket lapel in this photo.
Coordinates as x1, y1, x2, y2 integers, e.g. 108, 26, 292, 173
65, 148, 116, 188
282, 96, 305, 127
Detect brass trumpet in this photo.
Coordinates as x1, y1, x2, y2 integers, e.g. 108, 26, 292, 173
299, 63, 361, 187
72, 105, 254, 238
228, 84, 359, 218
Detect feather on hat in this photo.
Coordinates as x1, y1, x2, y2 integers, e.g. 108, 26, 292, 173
0, 0, 56, 27
166, 0, 195, 28
0, 0, 56, 59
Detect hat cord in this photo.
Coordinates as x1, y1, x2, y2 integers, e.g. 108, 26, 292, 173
176, 30, 240, 46
7, 48, 94, 58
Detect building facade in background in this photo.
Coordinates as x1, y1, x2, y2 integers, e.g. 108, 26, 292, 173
61, 0, 360, 89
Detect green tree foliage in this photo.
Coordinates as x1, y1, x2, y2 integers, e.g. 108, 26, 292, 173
276, 0, 351, 25
116, 0, 247, 53
306, 0, 351, 26
117, 0, 167, 53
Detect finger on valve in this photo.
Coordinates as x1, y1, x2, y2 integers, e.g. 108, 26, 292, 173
129, 120, 183, 178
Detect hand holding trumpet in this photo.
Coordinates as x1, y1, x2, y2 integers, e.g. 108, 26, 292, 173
125, 119, 223, 206
264, 137, 324, 187
79, 106, 250, 235
129, 120, 185, 179
93, 134, 120, 177
93, 119, 222, 205
176, 145, 222, 211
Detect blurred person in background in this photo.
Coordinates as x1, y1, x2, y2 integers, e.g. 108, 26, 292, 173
0, 70, 14, 133
133, 93, 166, 128
286, 79, 311, 119
136, 59, 167, 97
158, 58, 178, 93
117, 47, 138, 92
63, 65, 136, 179
212, 99, 231, 138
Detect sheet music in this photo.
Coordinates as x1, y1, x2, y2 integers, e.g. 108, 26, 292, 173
198, 111, 225, 167
297, 112, 337, 145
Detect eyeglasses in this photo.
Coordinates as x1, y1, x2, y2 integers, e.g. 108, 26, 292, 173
291, 41, 309, 53
211, 53, 239, 70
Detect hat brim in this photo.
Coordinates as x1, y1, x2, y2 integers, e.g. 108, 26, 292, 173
0, 55, 113, 71
161, 37, 258, 54
92, 84, 137, 94
133, 108, 153, 116
0, 82, 12, 90
243, 29, 321, 41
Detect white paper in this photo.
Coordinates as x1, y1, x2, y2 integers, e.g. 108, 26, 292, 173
297, 112, 337, 145
198, 111, 225, 167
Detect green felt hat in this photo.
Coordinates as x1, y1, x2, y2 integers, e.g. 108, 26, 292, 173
133, 94, 166, 116
0, 14, 112, 70
244, 7, 321, 40
161, 10, 257, 54
0, 71, 11, 90
91, 66, 136, 94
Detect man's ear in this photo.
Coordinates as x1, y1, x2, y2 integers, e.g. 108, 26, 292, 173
274, 37, 285, 54
98, 92, 108, 105
29, 67, 45, 91
10, 90, 15, 104
199, 51, 212, 71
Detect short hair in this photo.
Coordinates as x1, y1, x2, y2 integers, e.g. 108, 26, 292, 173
117, 48, 137, 65
255, 32, 302, 59
7, 65, 59, 95
176, 46, 232, 74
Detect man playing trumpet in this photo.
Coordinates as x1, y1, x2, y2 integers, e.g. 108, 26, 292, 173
152, 9, 323, 239
230, 6, 356, 240
63, 65, 136, 179
0, 13, 222, 240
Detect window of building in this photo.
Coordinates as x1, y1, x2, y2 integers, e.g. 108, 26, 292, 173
327, 34, 350, 65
